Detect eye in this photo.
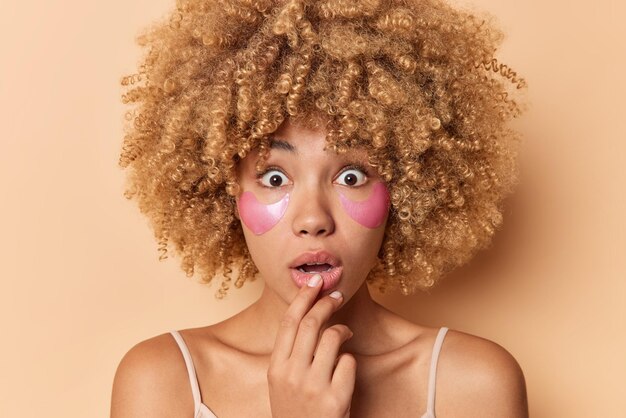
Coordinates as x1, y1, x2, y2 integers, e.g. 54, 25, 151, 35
258, 169, 289, 188
336, 167, 367, 187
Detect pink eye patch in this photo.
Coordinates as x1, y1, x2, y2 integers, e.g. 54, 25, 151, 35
237, 192, 290, 235
338, 182, 390, 229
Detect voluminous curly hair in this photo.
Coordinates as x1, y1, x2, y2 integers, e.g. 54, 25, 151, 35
120, 0, 525, 298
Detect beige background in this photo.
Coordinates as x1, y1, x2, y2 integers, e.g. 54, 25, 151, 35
1, 0, 624, 417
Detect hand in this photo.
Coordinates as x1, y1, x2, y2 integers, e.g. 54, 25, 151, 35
267, 274, 356, 418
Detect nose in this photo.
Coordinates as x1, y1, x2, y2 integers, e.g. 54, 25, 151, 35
290, 186, 335, 238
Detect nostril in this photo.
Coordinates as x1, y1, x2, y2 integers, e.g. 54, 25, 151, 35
294, 210, 334, 236
299, 228, 326, 236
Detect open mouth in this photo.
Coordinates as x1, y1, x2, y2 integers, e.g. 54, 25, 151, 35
289, 251, 343, 290
296, 263, 334, 273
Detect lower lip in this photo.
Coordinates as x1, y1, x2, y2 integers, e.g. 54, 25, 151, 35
290, 266, 343, 291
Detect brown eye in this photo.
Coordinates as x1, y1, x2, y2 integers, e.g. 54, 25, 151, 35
344, 173, 358, 186
336, 168, 367, 187
260, 170, 289, 188
269, 175, 283, 186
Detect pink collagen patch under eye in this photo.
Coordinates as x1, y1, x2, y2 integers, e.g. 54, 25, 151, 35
338, 182, 390, 229
237, 192, 290, 235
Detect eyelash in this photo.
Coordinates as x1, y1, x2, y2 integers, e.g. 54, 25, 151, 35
255, 164, 370, 188
337, 164, 370, 185
255, 166, 288, 189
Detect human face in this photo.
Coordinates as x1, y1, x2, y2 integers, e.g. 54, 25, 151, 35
236, 121, 390, 304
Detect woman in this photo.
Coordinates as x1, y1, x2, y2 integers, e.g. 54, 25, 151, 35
111, 0, 528, 416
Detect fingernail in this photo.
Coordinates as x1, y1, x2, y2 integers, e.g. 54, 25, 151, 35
329, 291, 342, 300
307, 274, 322, 287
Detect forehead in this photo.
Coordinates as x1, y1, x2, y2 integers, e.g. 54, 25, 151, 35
268, 121, 370, 161
235, 120, 374, 176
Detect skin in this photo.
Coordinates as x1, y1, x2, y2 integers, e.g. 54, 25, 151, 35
238, 191, 290, 235
110, 121, 529, 418
338, 182, 390, 229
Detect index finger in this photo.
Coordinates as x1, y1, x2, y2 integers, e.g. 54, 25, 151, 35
270, 274, 323, 365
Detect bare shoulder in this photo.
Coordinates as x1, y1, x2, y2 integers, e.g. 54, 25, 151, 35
436, 329, 529, 418
110, 332, 193, 418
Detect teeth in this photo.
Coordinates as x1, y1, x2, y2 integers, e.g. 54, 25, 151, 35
298, 264, 333, 273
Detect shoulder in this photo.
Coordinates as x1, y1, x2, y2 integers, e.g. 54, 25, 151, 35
110, 332, 194, 418
436, 329, 529, 418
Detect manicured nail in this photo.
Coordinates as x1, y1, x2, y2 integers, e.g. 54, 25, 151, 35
307, 274, 322, 287
329, 291, 342, 300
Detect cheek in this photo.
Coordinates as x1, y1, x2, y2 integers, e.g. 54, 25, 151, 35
237, 192, 290, 235
338, 182, 390, 229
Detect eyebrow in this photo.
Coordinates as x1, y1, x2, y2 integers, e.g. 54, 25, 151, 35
267, 136, 369, 164
269, 137, 297, 153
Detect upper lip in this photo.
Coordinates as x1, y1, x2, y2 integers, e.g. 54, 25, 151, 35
289, 251, 342, 269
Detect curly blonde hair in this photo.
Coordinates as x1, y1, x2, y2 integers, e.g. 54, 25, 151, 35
120, 0, 525, 298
